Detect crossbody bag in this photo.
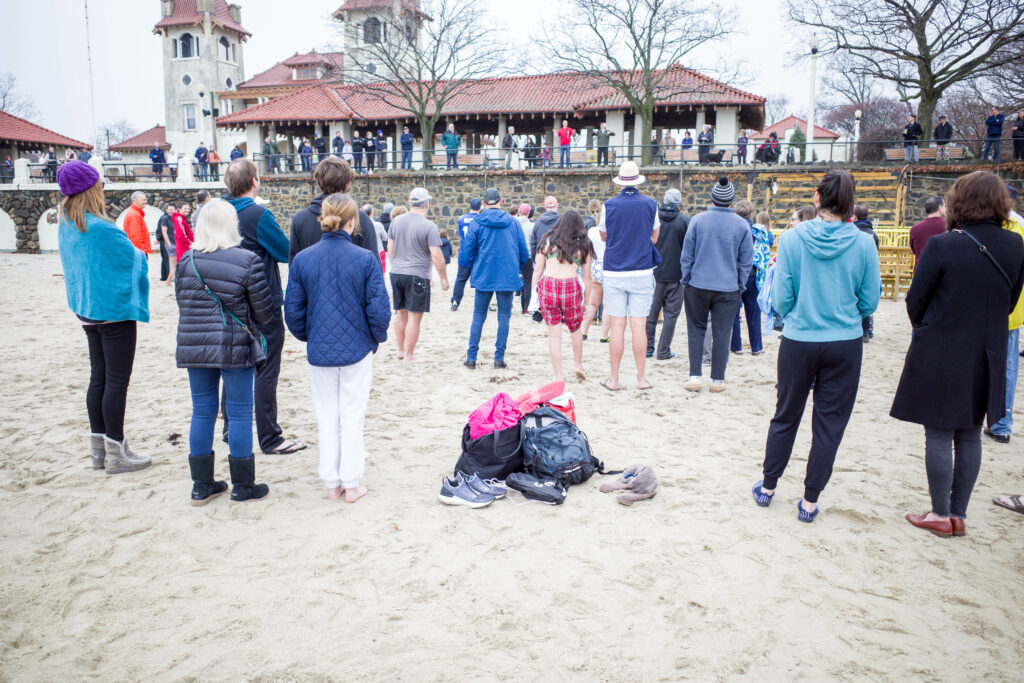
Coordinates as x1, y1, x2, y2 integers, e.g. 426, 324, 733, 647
954, 229, 1013, 288
189, 252, 268, 369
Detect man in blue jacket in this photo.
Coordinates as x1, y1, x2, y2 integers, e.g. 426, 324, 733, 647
459, 188, 530, 369
194, 142, 209, 181
221, 158, 305, 455
984, 108, 1005, 161
400, 125, 415, 169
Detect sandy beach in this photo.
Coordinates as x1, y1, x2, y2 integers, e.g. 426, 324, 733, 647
0, 251, 1022, 680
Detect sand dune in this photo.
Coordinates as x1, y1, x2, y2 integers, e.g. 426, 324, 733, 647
0, 252, 1021, 680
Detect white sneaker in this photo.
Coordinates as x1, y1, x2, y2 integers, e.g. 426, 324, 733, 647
710, 380, 726, 393
684, 376, 703, 392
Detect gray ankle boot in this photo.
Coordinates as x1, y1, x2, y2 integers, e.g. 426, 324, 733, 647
90, 433, 106, 470
103, 436, 152, 475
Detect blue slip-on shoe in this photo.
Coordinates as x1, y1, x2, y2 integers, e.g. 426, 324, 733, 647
752, 480, 774, 507
797, 500, 820, 523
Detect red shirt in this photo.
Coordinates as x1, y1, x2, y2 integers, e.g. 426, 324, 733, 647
909, 215, 946, 258
557, 126, 575, 146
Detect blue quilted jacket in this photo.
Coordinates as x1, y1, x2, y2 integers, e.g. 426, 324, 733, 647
284, 231, 391, 367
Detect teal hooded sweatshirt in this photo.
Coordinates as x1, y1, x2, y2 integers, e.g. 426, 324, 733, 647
772, 218, 880, 342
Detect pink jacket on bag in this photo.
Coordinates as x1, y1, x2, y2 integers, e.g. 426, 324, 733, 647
468, 392, 522, 440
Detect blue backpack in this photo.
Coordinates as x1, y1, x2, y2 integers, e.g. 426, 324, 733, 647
521, 406, 608, 486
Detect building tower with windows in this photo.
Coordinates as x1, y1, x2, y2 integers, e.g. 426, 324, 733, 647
332, 0, 427, 83
154, 0, 249, 158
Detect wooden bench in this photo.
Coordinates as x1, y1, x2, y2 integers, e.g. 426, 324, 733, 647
429, 153, 491, 168
886, 146, 966, 161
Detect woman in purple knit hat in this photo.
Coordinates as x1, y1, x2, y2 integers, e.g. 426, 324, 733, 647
56, 161, 151, 475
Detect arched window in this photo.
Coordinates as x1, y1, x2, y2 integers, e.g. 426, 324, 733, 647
363, 17, 381, 44
218, 36, 232, 62
180, 33, 194, 58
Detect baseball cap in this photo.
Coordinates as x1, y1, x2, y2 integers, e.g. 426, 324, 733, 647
483, 188, 501, 205
469, 197, 482, 210
409, 187, 431, 206
544, 195, 558, 209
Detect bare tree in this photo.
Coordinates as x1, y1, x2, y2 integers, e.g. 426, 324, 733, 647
334, 0, 517, 166
764, 94, 791, 125
937, 87, 997, 157
96, 120, 139, 158
820, 53, 880, 108
0, 72, 39, 120
972, 55, 1024, 112
545, 0, 732, 164
787, 0, 1024, 135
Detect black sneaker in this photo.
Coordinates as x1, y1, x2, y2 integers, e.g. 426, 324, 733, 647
464, 360, 476, 369
451, 301, 459, 311
984, 427, 1010, 444
494, 360, 507, 369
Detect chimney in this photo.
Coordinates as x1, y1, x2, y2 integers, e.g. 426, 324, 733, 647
196, 0, 214, 13
228, 3, 242, 24
160, 0, 174, 18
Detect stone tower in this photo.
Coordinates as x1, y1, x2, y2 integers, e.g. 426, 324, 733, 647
154, 0, 249, 158
332, 0, 427, 83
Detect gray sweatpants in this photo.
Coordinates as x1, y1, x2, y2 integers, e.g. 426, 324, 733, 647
645, 281, 684, 359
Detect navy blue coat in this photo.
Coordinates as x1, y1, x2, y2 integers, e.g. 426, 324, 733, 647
458, 208, 530, 292
284, 230, 391, 367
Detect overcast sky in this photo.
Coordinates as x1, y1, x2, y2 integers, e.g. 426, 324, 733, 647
0, 0, 813, 146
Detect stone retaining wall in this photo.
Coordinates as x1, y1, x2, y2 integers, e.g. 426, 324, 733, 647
2, 164, 1021, 253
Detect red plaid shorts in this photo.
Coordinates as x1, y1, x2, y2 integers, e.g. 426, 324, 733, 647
538, 276, 585, 332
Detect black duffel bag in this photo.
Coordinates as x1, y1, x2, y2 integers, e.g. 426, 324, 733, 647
453, 420, 524, 481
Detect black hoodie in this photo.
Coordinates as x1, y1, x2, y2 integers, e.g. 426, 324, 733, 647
653, 204, 689, 282
289, 193, 380, 263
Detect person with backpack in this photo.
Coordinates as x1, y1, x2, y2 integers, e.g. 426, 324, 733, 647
285, 193, 390, 504
531, 210, 594, 381
645, 189, 688, 360
752, 170, 880, 523
459, 188, 530, 370
175, 199, 275, 504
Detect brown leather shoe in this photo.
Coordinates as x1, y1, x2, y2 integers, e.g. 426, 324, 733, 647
905, 512, 953, 538
950, 518, 966, 537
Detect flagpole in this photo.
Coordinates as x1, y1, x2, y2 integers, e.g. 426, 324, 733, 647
84, 0, 99, 155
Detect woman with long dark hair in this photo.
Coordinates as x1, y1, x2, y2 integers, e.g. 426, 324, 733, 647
531, 210, 594, 381
751, 170, 880, 523
892, 172, 1024, 537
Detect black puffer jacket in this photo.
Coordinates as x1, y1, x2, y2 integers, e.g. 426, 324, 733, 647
174, 247, 275, 369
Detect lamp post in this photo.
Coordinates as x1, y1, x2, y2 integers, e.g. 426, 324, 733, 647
853, 109, 862, 163
196, 83, 217, 154
807, 35, 820, 164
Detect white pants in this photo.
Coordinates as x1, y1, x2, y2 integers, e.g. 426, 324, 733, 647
309, 353, 373, 489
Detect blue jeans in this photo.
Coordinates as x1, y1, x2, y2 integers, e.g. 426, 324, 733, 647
451, 265, 472, 306
188, 367, 255, 459
198, 162, 209, 180
983, 137, 1001, 160
401, 150, 412, 168
446, 151, 458, 168
467, 290, 514, 363
730, 272, 762, 353
560, 147, 570, 166
992, 328, 1019, 435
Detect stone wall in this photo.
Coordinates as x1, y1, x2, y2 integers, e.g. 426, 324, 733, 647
2, 163, 1021, 252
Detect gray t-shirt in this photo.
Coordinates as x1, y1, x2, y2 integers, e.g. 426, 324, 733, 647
388, 211, 441, 279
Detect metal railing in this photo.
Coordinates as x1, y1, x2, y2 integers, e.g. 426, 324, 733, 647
101, 162, 181, 183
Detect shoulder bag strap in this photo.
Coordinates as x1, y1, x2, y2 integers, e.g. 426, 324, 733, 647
189, 252, 267, 351
954, 229, 1013, 289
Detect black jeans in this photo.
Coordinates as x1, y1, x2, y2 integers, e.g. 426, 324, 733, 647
1014, 139, 1024, 162
762, 337, 863, 503
159, 241, 172, 281
731, 272, 762, 353
83, 321, 137, 442
520, 260, 534, 312
451, 265, 472, 306
646, 280, 683, 358
222, 307, 285, 452
597, 147, 609, 166
924, 425, 982, 518
683, 286, 741, 379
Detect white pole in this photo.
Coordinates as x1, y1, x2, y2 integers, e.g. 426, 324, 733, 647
83, 0, 99, 155
807, 35, 820, 164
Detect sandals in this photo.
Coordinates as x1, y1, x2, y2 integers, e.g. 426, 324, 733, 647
752, 480, 774, 507
599, 337, 610, 344
266, 439, 307, 454
797, 500, 820, 523
992, 495, 1024, 514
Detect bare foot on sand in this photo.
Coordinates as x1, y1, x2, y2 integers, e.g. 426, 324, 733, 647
345, 486, 368, 503
403, 355, 421, 363
575, 369, 586, 382
636, 378, 653, 390
327, 485, 344, 500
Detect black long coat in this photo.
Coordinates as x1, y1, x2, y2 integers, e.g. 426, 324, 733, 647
890, 222, 1024, 429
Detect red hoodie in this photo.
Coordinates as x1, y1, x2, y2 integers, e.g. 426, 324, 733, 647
173, 212, 194, 262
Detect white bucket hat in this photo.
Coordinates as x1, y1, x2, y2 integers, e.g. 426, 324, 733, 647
613, 160, 645, 186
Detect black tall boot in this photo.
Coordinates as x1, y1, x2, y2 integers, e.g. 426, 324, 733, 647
228, 456, 270, 502
189, 452, 228, 507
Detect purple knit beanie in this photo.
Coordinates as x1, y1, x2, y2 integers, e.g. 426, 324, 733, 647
57, 160, 100, 196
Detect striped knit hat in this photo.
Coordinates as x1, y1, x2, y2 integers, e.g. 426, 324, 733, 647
711, 177, 735, 206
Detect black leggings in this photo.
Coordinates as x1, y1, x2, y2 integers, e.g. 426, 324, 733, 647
762, 337, 863, 503
83, 321, 137, 442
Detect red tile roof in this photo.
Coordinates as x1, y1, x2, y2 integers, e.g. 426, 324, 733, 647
751, 115, 840, 140
153, 0, 251, 38
236, 51, 345, 90
0, 110, 92, 150
218, 83, 355, 126
218, 67, 765, 126
109, 125, 167, 152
